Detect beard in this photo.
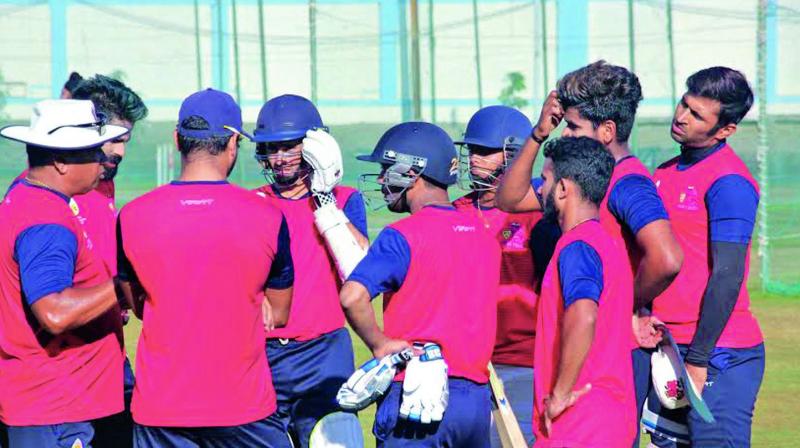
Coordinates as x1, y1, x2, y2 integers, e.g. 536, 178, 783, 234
543, 188, 558, 222
383, 184, 410, 213
100, 154, 122, 180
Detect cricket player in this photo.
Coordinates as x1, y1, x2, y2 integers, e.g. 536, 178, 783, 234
117, 89, 294, 447
342, 121, 501, 447
644, 67, 765, 447
0, 99, 129, 447
250, 94, 369, 447
496, 61, 683, 443
452, 105, 558, 447
533, 136, 636, 447
5, 74, 149, 448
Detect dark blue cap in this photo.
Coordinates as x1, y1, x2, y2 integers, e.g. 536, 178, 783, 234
455, 105, 531, 149
177, 88, 246, 139
252, 94, 324, 143
357, 121, 458, 186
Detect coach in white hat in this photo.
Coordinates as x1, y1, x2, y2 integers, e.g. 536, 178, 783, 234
0, 99, 130, 448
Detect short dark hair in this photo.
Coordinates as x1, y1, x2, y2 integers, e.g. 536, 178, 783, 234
543, 136, 614, 206
686, 66, 753, 131
26, 144, 104, 168
63, 72, 83, 94
176, 116, 231, 156
556, 60, 643, 142
71, 74, 148, 124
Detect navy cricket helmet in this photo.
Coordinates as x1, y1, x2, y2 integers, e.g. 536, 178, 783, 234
251, 94, 325, 143
455, 105, 531, 150
357, 121, 458, 187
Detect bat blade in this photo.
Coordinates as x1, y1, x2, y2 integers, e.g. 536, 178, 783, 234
661, 329, 716, 423
488, 363, 529, 448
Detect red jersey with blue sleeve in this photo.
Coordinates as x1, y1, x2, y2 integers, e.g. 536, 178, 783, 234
598, 156, 668, 274
0, 181, 123, 426
453, 193, 543, 368
653, 144, 763, 347
119, 181, 293, 427
348, 205, 500, 383
534, 220, 636, 447
254, 185, 366, 341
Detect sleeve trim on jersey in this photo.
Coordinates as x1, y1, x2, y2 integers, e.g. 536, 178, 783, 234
14, 223, 78, 306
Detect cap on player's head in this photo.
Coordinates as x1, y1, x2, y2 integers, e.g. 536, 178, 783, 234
252, 94, 325, 143
543, 136, 614, 207
556, 60, 642, 143
455, 105, 531, 151
358, 121, 458, 188
177, 88, 245, 140
71, 74, 148, 125
685, 66, 753, 132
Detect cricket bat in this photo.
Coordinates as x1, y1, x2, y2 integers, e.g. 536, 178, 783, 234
660, 328, 716, 423
488, 363, 529, 448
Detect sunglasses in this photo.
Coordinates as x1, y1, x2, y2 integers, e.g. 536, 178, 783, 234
47, 113, 107, 136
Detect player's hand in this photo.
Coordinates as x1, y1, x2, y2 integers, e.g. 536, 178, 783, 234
337, 348, 414, 411
685, 363, 707, 395
372, 338, 413, 359
633, 311, 665, 348
303, 129, 343, 194
543, 383, 591, 437
532, 91, 564, 142
262, 297, 274, 332
400, 343, 449, 424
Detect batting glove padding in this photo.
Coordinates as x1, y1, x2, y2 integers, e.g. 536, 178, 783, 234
400, 343, 449, 424
303, 129, 344, 195
337, 349, 414, 412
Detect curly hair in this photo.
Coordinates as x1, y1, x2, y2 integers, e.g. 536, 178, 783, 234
71, 74, 148, 124
543, 136, 615, 206
556, 60, 643, 143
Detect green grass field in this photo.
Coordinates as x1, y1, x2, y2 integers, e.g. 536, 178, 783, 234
2, 119, 798, 446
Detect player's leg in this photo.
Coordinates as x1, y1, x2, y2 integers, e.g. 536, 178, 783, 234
265, 338, 303, 444
290, 328, 357, 447
7, 422, 94, 448
91, 357, 136, 448
374, 379, 492, 448
631, 347, 654, 447
489, 364, 534, 447
133, 425, 195, 448
188, 416, 292, 448
686, 343, 765, 447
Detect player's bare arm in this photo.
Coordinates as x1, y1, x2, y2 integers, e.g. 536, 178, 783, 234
264, 286, 293, 328
496, 90, 563, 212
633, 220, 683, 311
118, 278, 147, 319
31, 280, 118, 335
339, 280, 409, 358
544, 299, 596, 434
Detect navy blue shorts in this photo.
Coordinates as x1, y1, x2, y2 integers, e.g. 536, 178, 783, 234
133, 415, 290, 448
643, 343, 765, 447
631, 346, 654, 448
266, 327, 355, 448
6, 421, 95, 448
374, 378, 492, 448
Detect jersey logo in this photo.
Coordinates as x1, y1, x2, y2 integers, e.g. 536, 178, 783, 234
452, 225, 476, 233
180, 198, 215, 206
677, 186, 700, 211
501, 222, 526, 249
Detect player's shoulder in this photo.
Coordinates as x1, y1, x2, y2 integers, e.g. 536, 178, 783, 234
656, 155, 681, 171
121, 184, 173, 213
2, 183, 77, 231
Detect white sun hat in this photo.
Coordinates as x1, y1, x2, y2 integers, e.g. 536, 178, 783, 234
0, 99, 129, 150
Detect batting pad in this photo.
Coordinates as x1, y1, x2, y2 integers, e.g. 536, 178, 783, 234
308, 412, 364, 448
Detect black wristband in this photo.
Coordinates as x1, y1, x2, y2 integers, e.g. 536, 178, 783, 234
530, 130, 548, 145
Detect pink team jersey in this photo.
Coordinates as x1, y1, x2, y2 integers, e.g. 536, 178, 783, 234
453, 194, 542, 368
254, 185, 354, 341
384, 206, 500, 383
120, 182, 284, 426
598, 156, 654, 274
0, 182, 123, 425
653, 144, 763, 347
534, 220, 636, 447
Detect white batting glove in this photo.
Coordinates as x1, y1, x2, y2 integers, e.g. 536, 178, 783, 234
337, 349, 413, 412
303, 129, 343, 194
400, 343, 449, 424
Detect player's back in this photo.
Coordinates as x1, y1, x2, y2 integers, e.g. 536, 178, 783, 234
119, 180, 284, 427
383, 205, 500, 384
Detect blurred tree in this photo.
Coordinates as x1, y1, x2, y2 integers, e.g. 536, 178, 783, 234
498, 71, 528, 109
